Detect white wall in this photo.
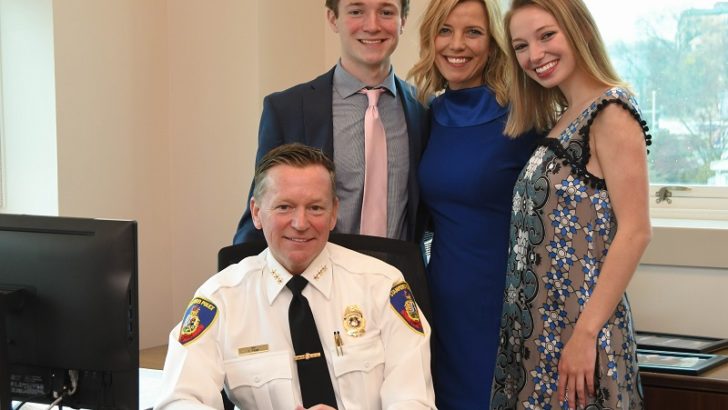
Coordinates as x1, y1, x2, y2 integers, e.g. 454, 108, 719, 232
629, 264, 728, 338
50, 0, 337, 348
166, 0, 258, 344
165, 1, 335, 344
51, 0, 172, 347
628, 222, 728, 338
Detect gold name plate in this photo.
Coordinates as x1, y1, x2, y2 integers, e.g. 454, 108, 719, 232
238, 344, 269, 356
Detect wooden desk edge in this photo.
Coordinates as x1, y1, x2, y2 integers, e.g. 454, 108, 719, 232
140, 345, 168, 370
640, 347, 728, 394
641, 371, 728, 394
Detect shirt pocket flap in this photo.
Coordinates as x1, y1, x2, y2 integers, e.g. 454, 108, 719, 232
224, 350, 292, 388
331, 337, 385, 377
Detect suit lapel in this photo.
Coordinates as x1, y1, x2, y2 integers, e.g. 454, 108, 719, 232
303, 67, 336, 157
396, 76, 424, 162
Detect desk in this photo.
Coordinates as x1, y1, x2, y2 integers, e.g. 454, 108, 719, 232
141, 344, 168, 370
12, 367, 165, 410
139, 346, 168, 409
8, 347, 168, 409
641, 348, 728, 410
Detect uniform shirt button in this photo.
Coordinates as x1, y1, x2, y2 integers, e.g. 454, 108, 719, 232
364, 361, 370, 369
254, 376, 260, 383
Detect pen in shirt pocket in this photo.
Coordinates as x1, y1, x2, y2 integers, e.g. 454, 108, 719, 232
334, 331, 344, 356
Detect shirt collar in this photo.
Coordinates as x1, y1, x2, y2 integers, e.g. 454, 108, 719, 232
333, 60, 397, 99
265, 245, 333, 305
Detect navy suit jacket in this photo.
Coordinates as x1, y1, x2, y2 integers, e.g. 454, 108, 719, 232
233, 66, 429, 244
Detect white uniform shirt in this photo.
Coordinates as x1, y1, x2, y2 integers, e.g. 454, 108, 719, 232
155, 243, 435, 410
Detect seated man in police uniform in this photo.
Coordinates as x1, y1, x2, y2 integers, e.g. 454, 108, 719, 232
155, 143, 435, 410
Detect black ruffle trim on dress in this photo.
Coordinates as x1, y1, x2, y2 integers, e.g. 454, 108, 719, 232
582, 98, 653, 156
536, 97, 653, 190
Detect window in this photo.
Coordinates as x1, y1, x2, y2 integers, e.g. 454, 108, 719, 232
0, 22, 4, 210
0, 0, 58, 215
0, 95, 4, 209
585, 0, 728, 218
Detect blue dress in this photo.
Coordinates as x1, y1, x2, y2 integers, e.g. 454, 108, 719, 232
418, 86, 538, 409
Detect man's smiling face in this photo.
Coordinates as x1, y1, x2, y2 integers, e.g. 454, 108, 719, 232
327, 0, 406, 79
251, 164, 338, 275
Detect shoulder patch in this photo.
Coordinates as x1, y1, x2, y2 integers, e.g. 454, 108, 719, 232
389, 281, 424, 335
179, 297, 218, 345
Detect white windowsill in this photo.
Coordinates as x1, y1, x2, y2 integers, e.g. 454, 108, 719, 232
651, 217, 728, 230
642, 217, 728, 269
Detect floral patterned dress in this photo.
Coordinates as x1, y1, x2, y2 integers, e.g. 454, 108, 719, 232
490, 88, 650, 410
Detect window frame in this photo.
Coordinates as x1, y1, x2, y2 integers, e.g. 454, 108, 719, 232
649, 184, 728, 220
0, 28, 5, 210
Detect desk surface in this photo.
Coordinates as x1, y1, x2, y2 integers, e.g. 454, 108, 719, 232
141, 344, 168, 370
139, 346, 167, 409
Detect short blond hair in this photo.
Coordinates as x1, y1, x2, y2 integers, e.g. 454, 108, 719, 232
253, 144, 336, 202
408, 0, 510, 106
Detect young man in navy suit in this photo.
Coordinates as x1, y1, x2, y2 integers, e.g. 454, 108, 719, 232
233, 0, 428, 245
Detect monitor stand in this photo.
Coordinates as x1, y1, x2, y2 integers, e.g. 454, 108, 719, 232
0, 288, 32, 410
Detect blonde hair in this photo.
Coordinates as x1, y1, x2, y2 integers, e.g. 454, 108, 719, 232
504, 0, 630, 136
408, 0, 510, 106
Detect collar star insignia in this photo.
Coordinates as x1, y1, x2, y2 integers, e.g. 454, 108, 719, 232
270, 268, 283, 284
314, 265, 327, 280
270, 264, 326, 284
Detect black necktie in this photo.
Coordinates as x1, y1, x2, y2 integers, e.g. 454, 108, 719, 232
286, 275, 337, 408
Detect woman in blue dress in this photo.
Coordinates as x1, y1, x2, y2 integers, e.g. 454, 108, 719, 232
409, 0, 539, 407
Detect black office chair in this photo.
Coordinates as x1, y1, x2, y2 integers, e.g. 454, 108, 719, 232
216, 233, 432, 410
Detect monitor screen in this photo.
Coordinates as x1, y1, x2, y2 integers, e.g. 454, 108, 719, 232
0, 214, 139, 409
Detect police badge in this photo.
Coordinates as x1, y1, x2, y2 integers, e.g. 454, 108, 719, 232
343, 305, 366, 337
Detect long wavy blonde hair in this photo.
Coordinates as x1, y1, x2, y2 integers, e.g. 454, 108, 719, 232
504, 0, 630, 136
408, 0, 510, 106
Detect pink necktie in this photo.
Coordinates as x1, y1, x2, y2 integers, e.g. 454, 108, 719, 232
359, 88, 387, 237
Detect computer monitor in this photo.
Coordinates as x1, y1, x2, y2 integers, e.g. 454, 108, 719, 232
0, 214, 139, 410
